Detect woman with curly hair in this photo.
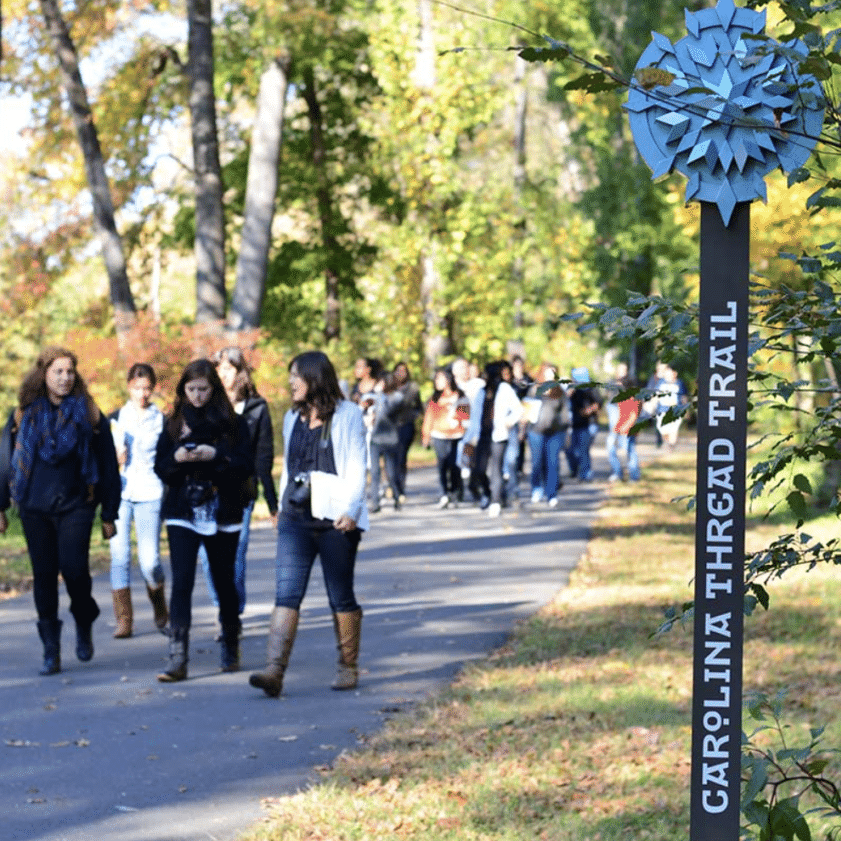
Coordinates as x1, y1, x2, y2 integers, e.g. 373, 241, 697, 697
0, 347, 121, 675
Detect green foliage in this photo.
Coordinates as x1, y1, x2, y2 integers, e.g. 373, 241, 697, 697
742, 691, 841, 841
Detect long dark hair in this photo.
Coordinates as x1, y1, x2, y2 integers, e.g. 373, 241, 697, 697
431, 367, 462, 402
480, 360, 506, 433
18, 346, 99, 424
290, 351, 344, 422
166, 359, 237, 438
213, 346, 258, 402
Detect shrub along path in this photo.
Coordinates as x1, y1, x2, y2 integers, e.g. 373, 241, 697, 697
0, 452, 618, 841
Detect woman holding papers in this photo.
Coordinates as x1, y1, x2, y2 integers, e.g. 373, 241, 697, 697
250, 350, 368, 697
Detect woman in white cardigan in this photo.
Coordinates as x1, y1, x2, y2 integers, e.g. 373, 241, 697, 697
463, 361, 523, 517
250, 351, 368, 698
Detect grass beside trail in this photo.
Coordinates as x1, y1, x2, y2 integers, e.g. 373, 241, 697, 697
240, 448, 841, 841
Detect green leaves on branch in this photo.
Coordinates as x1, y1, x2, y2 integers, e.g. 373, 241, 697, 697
742, 691, 841, 841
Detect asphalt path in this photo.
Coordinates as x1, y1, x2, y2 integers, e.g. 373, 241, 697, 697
1, 459, 610, 841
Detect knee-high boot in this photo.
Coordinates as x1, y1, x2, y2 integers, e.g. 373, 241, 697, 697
331, 608, 362, 691
112, 588, 133, 638
249, 607, 298, 697
146, 582, 169, 633
36, 618, 62, 676
157, 626, 188, 682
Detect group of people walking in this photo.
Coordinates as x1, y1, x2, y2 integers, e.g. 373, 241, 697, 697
0, 347, 364, 699
1, 343, 681, 691
415, 356, 609, 517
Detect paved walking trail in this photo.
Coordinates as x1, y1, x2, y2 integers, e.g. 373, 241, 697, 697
1, 453, 624, 841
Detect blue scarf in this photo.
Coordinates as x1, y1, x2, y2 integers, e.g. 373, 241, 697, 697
10, 395, 99, 504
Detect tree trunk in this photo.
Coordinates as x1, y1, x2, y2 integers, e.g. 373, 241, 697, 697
301, 65, 341, 343
229, 54, 291, 332
413, 0, 452, 368
420, 250, 453, 371
39, 0, 136, 334
512, 54, 528, 338
187, 0, 226, 323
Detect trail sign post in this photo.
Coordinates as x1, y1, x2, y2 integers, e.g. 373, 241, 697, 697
625, 0, 823, 837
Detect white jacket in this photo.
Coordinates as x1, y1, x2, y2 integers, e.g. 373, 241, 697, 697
465, 381, 523, 444
279, 399, 369, 531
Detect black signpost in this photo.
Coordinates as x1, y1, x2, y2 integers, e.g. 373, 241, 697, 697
690, 201, 749, 838
625, 1, 825, 836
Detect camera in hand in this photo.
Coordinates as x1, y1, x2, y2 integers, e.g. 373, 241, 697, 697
287, 471, 311, 509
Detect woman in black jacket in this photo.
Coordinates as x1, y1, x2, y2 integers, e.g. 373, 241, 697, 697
0, 347, 121, 675
198, 347, 277, 626
154, 359, 253, 682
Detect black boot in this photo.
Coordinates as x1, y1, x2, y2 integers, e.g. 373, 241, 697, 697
220, 624, 240, 672
36, 619, 62, 676
157, 627, 189, 682
74, 602, 100, 662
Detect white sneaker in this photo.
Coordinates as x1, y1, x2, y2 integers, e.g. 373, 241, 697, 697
437, 495, 450, 509
487, 502, 502, 518
531, 488, 544, 503
548, 497, 559, 508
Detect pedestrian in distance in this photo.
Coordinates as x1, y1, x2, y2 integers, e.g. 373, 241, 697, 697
420, 366, 470, 508
359, 372, 404, 512
463, 360, 523, 517
199, 347, 278, 635
109, 363, 169, 638
391, 361, 423, 503
565, 367, 602, 482
525, 362, 569, 507
605, 362, 642, 482
250, 350, 368, 698
154, 359, 254, 682
0, 347, 121, 675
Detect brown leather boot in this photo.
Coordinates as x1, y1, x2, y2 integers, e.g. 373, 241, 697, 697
249, 607, 299, 697
331, 608, 362, 690
146, 583, 169, 633
112, 588, 133, 639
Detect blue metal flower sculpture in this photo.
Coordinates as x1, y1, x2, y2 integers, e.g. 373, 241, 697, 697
626, 0, 824, 225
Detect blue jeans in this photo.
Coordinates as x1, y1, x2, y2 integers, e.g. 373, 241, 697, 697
109, 498, 164, 590
566, 427, 593, 480
607, 432, 640, 480
274, 514, 361, 612
21, 505, 98, 624
200, 500, 253, 614
369, 442, 400, 505
528, 429, 566, 499
503, 427, 520, 499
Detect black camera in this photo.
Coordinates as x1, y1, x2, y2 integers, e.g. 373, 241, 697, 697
287, 471, 311, 508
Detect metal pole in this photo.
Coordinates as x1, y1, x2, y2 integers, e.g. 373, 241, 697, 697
690, 201, 749, 840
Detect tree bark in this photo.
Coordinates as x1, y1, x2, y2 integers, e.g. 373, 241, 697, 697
187, 0, 226, 323
228, 54, 291, 332
301, 65, 341, 343
512, 54, 528, 337
39, 0, 136, 334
